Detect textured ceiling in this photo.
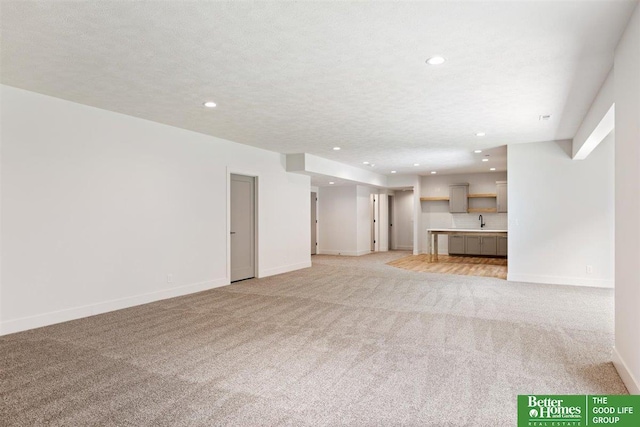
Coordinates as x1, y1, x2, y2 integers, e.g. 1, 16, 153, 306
1, 1, 636, 176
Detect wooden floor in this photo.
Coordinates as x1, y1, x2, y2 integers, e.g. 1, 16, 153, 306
387, 254, 508, 280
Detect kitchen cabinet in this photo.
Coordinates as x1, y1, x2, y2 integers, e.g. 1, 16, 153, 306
496, 181, 508, 213
448, 235, 465, 255
449, 184, 469, 213
429, 229, 507, 260
464, 235, 497, 256
480, 236, 497, 255
465, 236, 481, 254
423, 181, 507, 213
497, 236, 508, 256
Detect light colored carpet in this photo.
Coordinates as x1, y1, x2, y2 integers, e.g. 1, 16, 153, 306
0, 251, 626, 426
387, 254, 508, 280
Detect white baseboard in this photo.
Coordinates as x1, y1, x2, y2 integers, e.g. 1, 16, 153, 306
395, 245, 413, 251
613, 346, 640, 394
0, 278, 229, 336
317, 250, 368, 256
259, 261, 311, 278
317, 249, 342, 255
507, 273, 613, 288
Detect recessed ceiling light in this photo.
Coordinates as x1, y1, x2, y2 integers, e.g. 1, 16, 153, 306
482, 158, 489, 162
329, 181, 335, 185
414, 163, 420, 166
475, 132, 486, 137
203, 101, 217, 108
490, 167, 496, 171
431, 171, 437, 174
363, 161, 369, 165
474, 150, 482, 153
539, 114, 552, 121
333, 147, 341, 151
426, 56, 446, 65
391, 171, 397, 174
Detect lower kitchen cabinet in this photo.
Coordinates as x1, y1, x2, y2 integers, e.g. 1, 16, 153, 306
480, 236, 497, 256
466, 236, 497, 256
497, 236, 508, 256
465, 236, 481, 254
448, 235, 465, 255
448, 234, 506, 257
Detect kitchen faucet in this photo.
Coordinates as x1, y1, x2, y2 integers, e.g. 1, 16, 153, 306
479, 214, 485, 228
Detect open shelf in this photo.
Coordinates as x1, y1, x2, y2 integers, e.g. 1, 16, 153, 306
420, 196, 449, 201
468, 207, 498, 213
468, 193, 497, 198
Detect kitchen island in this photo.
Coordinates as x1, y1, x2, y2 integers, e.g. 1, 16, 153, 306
426, 228, 508, 261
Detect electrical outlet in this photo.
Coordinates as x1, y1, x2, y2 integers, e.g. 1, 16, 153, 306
586, 265, 593, 274
167, 274, 173, 283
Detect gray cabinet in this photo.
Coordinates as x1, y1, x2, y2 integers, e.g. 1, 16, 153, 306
460, 235, 501, 256
496, 181, 508, 213
448, 235, 465, 254
480, 236, 497, 255
497, 236, 508, 257
449, 184, 469, 213
446, 233, 507, 257
465, 236, 481, 255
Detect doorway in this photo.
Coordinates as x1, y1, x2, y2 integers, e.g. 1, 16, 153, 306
311, 192, 317, 255
371, 194, 376, 251
388, 195, 394, 250
230, 174, 256, 282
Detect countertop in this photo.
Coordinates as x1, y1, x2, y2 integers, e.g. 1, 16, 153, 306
427, 228, 508, 233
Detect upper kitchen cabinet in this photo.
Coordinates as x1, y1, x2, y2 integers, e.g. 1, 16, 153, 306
449, 184, 469, 213
496, 181, 508, 213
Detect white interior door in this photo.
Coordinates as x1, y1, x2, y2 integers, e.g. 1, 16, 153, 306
371, 194, 375, 251
388, 195, 394, 250
311, 192, 317, 255
230, 174, 255, 282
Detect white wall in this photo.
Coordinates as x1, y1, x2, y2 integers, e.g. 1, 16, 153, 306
317, 185, 357, 255
412, 177, 422, 255
287, 153, 387, 187
508, 137, 614, 288
0, 85, 311, 335
420, 172, 508, 254
317, 184, 379, 256
394, 190, 414, 250
613, 2, 640, 395
387, 174, 419, 188
378, 192, 389, 252
356, 185, 373, 256
572, 70, 615, 160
